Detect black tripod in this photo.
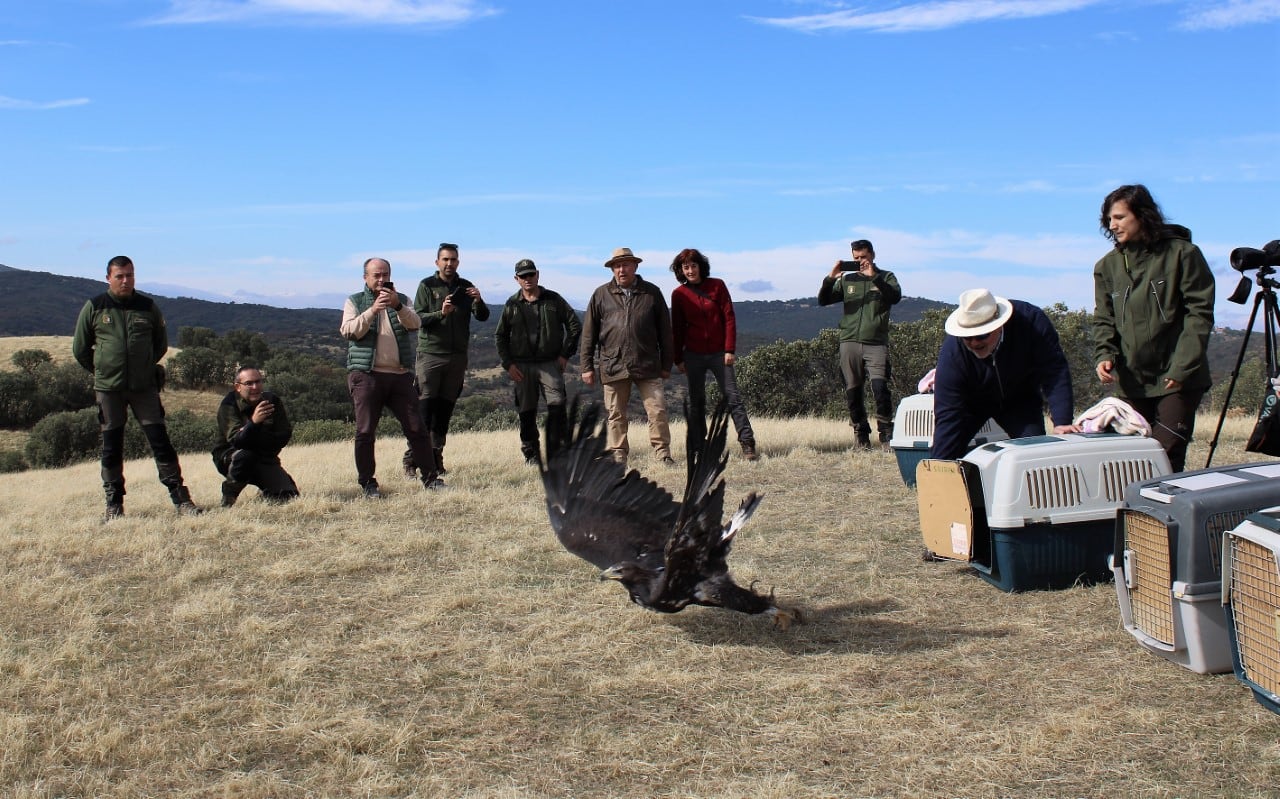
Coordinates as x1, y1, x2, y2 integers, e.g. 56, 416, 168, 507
1205, 261, 1280, 468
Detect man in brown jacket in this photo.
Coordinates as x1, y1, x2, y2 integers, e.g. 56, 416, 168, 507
580, 247, 675, 465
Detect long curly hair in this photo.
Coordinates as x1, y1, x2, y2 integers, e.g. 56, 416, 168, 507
669, 248, 711, 284
1100, 184, 1167, 246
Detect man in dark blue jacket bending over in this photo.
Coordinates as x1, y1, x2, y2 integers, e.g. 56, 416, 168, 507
932, 288, 1079, 461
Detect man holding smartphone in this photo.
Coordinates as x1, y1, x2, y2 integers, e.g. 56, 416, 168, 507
340, 257, 442, 497
213, 365, 299, 506
818, 239, 902, 450
408, 242, 490, 477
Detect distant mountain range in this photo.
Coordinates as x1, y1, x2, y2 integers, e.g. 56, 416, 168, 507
0, 263, 949, 358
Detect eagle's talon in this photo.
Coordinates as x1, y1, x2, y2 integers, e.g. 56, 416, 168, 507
770, 605, 801, 630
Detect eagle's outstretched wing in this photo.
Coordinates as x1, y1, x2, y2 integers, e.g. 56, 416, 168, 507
649, 397, 734, 607
540, 398, 678, 571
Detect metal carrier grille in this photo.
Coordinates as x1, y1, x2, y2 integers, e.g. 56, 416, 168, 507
902, 409, 934, 438
1227, 535, 1280, 698
1123, 510, 1175, 644
1024, 465, 1083, 509
1206, 510, 1255, 576
1101, 459, 1160, 502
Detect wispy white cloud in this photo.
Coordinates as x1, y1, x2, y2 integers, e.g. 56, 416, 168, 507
1178, 0, 1280, 30
0, 96, 89, 110
75, 144, 165, 153
750, 0, 1101, 34
147, 0, 499, 26
1000, 180, 1055, 193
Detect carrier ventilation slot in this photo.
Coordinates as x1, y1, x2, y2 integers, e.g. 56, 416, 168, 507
1101, 459, 1160, 502
902, 409, 934, 438
1227, 535, 1280, 699
1024, 465, 1083, 509
1205, 509, 1255, 576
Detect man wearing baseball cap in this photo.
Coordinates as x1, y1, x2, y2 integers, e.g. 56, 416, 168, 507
931, 288, 1079, 460
579, 247, 676, 465
495, 258, 582, 464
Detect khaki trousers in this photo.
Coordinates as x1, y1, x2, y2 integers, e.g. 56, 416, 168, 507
601, 377, 670, 459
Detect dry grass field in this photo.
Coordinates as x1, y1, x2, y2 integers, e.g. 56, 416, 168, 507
1, 415, 1277, 798
0, 336, 185, 372
0, 336, 79, 368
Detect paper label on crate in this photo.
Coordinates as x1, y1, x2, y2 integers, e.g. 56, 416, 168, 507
1241, 463, 1280, 479
1162, 472, 1247, 492
950, 522, 968, 556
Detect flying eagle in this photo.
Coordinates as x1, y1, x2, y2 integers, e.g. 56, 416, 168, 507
540, 397, 799, 628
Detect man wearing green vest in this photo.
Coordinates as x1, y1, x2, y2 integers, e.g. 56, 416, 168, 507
340, 258, 443, 497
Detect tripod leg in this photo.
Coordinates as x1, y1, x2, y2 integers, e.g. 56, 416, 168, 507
1205, 288, 1265, 469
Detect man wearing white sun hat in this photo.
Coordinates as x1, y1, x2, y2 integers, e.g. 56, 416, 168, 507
931, 288, 1079, 461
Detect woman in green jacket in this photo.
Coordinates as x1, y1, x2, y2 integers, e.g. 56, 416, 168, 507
1093, 184, 1215, 471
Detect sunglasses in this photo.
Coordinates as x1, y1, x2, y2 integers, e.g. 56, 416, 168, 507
962, 331, 994, 342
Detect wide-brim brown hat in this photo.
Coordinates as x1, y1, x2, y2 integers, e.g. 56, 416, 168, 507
944, 288, 1014, 338
605, 247, 642, 268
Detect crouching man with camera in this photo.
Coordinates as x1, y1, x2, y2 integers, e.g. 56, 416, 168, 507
213, 366, 299, 507
818, 239, 902, 450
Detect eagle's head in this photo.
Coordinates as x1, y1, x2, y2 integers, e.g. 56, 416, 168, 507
600, 562, 661, 606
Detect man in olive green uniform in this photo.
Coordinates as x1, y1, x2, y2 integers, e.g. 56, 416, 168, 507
72, 255, 202, 520
405, 243, 490, 476
495, 258, 582, 463
818, 239, 902, 449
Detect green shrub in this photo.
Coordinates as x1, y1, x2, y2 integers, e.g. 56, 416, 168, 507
452, 395, 517, 432
37, 362, 95, 413
0, 450, 27, 473
170, 347, 234, 390
164, 410, 219, 454
293, 419, 353, 446
0, 371, 44, 428
25, 409, 100, 468
11, 348, 53, 373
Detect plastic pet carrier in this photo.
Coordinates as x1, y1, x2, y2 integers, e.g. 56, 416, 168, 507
917, 433, 1170, 592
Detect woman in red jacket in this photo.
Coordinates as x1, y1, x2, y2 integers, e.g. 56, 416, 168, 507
670, 248, 758, 460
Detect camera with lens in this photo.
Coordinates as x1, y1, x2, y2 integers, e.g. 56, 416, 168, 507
1228, 239, 1280, 304
1230, 239, 1280, 272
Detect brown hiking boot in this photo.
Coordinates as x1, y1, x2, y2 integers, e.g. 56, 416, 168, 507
740, 440, 758, 461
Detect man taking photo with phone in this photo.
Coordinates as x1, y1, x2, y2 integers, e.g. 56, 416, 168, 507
818, 239, 902, 450
340, 257, 442, 497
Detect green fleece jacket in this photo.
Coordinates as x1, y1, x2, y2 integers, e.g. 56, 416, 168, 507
71, 290, 168, 392
1093, 225, 1215, 398
415, 273, 491, 356
495, 288, 582, 368
817, 267, 902, 344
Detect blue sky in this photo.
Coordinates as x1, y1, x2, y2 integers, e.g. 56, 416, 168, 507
1, 1, 1277, 327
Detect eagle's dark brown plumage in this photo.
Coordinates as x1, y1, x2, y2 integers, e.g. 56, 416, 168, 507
540, 397, 798, 628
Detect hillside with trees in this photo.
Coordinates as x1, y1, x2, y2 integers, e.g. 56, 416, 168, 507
2, 263, 1273, 474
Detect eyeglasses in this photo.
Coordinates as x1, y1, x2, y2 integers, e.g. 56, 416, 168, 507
962, 331, 994, 342
237, 379, 264, 386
